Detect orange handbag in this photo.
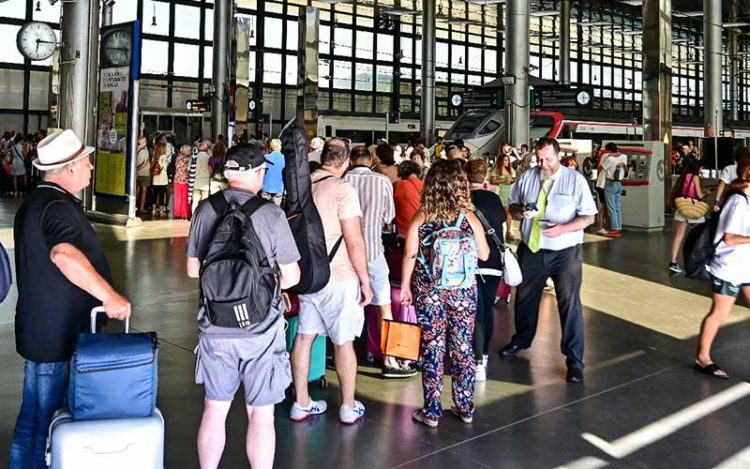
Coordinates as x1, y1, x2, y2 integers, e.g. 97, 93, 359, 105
380, 319, 422, 361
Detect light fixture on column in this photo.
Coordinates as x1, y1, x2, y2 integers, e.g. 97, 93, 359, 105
151, 3, 157, 27
35, 1, 41, 12
250, 17, 255, 39
458, 56, 463, 66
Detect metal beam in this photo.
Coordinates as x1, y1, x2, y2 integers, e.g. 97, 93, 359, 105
729, 2, 739, 122
420, 0, 436, 145
703, 0, 722, 136
211, 0, 230, 140
559, 0, 571, 84
506, 0, 529, 148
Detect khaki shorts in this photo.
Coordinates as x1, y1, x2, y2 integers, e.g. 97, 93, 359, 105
298, 279, 364, 345
195, 325, 291, 406
137, 175, 151, 187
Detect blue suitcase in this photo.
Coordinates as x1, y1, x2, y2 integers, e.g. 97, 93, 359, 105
68, 307, 159, 420
285, 315, 327, 387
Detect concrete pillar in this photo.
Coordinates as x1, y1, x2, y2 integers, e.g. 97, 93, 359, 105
420, 0, 436, 145
506, 0, 529, 148
254, 1, 266, 140
729, 2, 739, 122
59, 0, 100, 206
704, 0, 722, 135
102, 0, 114, 27
559, 0, 571, 85
211, 0, 231, 140
642, 0, 672, 205
297, 7, 320, 141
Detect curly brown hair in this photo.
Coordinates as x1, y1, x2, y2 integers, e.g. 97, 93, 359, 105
421, 159, 474, 223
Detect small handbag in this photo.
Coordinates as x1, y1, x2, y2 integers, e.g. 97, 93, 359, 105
380, 319, 421, 361
502, 246, 523, 287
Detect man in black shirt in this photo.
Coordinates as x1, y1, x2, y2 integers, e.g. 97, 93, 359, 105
9, 129, 130, 469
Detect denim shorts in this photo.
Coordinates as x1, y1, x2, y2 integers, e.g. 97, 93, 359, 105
711, 275, 750, 299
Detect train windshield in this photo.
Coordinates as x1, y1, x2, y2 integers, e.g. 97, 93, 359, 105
530, 114, 556, 139
445, 110, 493, 139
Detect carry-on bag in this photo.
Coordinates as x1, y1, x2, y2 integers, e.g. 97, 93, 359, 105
380, 319, 421, 361
365, 283, 418, 361
285, 315, 327, 387
46, 407, 165, 469
68, 307, 159, 421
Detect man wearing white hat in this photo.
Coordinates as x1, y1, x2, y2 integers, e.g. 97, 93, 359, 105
9, 129, 131, 469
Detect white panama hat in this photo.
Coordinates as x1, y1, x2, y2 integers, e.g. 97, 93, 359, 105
33, 129, 95, 170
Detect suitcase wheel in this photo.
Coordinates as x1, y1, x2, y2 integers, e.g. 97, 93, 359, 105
319, 377, 328, 389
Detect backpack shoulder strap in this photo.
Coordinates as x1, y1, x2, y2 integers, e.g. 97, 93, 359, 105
454, 212, 466, 228
313, 175, 334, 184
239, 195, 270, 218
208, 192, 230, 218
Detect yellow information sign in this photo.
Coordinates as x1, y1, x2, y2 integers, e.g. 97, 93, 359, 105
95, 151, 127, 196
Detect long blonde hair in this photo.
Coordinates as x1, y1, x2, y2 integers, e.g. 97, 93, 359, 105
421, 160, 474, 223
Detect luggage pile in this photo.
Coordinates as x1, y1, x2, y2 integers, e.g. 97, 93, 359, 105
46, 307, 163, 469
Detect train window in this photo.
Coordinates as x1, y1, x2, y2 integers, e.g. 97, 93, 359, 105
479, 120, 501, 135
445, 110, 492, 139
530, 115, 555, 139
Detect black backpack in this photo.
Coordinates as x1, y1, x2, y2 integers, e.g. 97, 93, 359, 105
683, 213, 721, 280
199, 193, 280, 328
0, 242, 11, 303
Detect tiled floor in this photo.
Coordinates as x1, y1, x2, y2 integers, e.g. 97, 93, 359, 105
1, 198, 749, 468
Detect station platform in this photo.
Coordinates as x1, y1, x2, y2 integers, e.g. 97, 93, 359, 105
0, 199, 749, 469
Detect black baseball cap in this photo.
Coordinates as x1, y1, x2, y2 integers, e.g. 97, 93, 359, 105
225, 144, 274, 171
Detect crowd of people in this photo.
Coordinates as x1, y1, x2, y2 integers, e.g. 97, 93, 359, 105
7, 126, 750, 469
0, 130, 46, 198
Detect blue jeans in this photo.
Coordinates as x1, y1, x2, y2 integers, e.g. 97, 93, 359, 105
604, 180, 623, 231
9, 361, 67, 469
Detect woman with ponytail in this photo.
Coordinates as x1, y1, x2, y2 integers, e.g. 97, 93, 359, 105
694, 150, 750, 379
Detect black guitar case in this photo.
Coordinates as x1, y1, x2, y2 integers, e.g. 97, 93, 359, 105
281, 126, 330, 294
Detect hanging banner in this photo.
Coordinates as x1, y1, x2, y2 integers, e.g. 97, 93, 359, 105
95, 21, 140, 202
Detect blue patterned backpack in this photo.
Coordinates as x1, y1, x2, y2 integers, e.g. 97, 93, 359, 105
419, 213, 477, 289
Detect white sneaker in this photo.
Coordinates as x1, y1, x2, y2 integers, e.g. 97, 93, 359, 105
339, 400, 366, 424
475, 363, 487, 382
597, 228, 609, 236
290, 399, 328, 422
482, 354, 489, 366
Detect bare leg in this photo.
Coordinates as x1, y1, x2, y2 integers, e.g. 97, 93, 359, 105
696, 292, 737, 375
505, 205, 513, 238
334, 341, 358, 408
670, 220, 689, 264
291, 333, 315, 406
377, 305, 398, 369
245, 404, 275, 469
197, 399, 231, 469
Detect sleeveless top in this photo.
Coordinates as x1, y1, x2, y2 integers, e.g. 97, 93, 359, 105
681, 174, 698, 199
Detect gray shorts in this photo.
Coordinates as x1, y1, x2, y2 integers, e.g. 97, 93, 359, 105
299, 278, 364, 345
195, 328, 291, 406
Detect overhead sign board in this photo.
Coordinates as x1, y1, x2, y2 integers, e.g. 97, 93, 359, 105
533, 87, 594, 109
186, 99, 211, 113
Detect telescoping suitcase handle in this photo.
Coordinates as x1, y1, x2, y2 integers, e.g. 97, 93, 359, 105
90, 306, 130, 334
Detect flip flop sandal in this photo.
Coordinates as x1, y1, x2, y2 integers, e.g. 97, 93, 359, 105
694, 362, 730, 380
412, 409, 439, 428
450, 406, 473, 424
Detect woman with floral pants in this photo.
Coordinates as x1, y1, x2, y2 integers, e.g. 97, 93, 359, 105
400, 160, 490, 427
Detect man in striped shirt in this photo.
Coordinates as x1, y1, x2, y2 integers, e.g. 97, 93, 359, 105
345, 146, 415, 378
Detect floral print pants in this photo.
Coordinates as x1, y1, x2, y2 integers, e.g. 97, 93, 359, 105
416, 287, 477, 420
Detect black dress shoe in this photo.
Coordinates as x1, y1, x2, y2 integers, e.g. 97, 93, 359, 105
499, 343, 525, 357
566, 368, 584, 383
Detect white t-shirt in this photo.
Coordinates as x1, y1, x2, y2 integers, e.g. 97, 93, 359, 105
710, 193, 750, 285
719, 164, 737, 185
602, 153, 627, 180
152, 154, 169, 186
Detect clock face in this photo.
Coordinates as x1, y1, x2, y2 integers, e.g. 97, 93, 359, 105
16, 22, 57, 61
102, 29, 132, 68
451, 94, 463, 107
576, 90, 591, 106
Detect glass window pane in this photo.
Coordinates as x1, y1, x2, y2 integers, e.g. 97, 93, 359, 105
264, 53, 282, 84
143, 1, 170, 37
451, 44, 465, 70
0, 25, 24, 64
265, 18, 283, 49
287, 20, 299, 50
319, 60, 330, 88
204, 46, 213, 79
286, 55, 298, 85
334, 28, 353, 56
33, 2, 61, 23
376, 66, 392, 92
141, 40, 169, 74
333, 60, 351, 89
0, 0, 26, 19
0, 69, 24, 108
112, 0, 138, 23
357, 31, 373, 60
205, 8, 214, 40
173, 43, 200, 77
376, 34, 393, 61
174, 5, 201, 40
355, 63, 372, 91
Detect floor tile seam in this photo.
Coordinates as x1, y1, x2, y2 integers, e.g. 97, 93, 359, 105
389, 363, 682, 468
444, 448, 497, 469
